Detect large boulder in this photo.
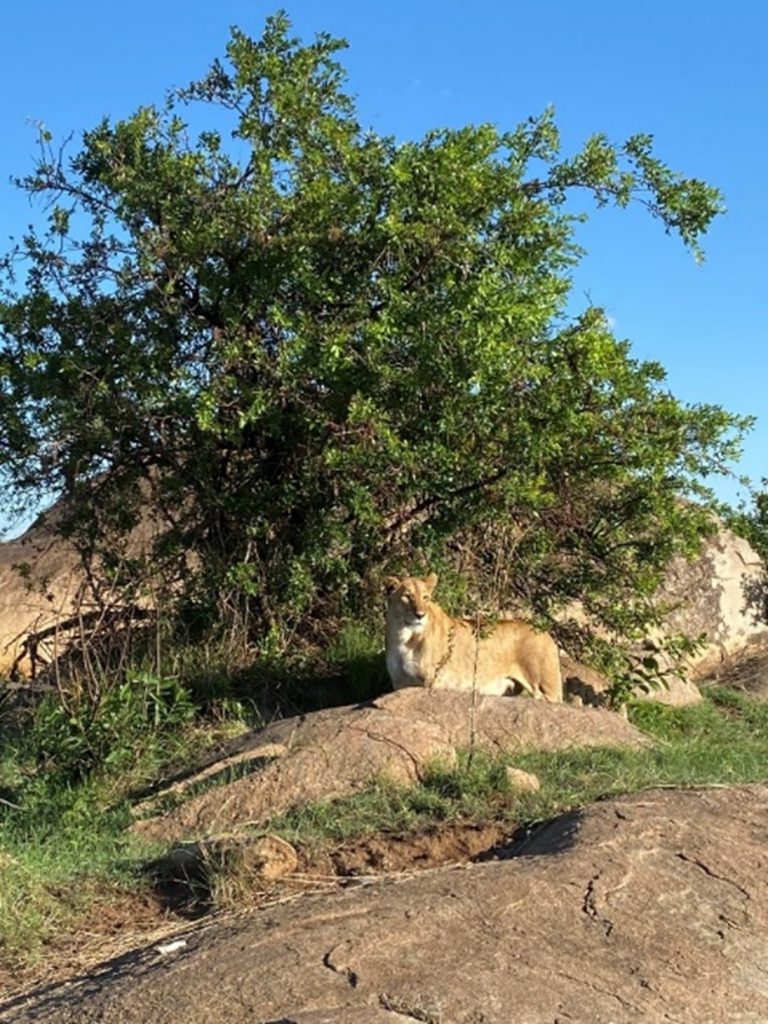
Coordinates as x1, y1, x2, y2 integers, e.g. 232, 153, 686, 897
0, 510, 81, 677
658, 526, 768, 676
6, 784, 768, 1023
133, 688, 648, 845
0, 499, 160, 678
560, 526, 768, 706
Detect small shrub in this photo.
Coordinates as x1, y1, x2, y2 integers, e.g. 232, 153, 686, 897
26, 670, 196, 782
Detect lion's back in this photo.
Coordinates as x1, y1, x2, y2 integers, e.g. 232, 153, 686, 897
433, 616, 561, 698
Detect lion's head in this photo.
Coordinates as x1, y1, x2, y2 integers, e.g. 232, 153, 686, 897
384, 573, 438, 632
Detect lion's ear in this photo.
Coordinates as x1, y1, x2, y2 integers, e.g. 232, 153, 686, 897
384, 576, 401, 595
425, 573, 438, 593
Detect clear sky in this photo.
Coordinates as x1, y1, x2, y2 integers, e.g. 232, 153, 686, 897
1, 1, 766, 534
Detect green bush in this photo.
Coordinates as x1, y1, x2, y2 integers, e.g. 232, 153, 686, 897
723, 483, 768, 562
25, 671, 196, 782
0, 12, 748, 668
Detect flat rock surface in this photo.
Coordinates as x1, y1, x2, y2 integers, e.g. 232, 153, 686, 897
133, 688, 648, 844
6, 784, 768, 1023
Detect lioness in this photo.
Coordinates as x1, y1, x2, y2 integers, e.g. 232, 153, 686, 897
385, 573, 562, 702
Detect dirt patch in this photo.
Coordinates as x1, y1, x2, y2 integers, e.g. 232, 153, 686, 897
300, 820, 511, 877
0, 887, 178, 1003
152, 819, 516, 918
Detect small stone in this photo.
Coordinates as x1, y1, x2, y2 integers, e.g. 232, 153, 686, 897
505, 767, 540, 793
249, 834, 299, 880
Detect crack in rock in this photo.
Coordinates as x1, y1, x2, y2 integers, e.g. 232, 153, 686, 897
582, 873, 614, 938
554, 968, 641, 1013
346, 724, 435, 777
323, 946, 359, 989
676, 853, 751, 901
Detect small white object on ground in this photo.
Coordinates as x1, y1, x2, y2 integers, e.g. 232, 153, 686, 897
156, 939, 188, 956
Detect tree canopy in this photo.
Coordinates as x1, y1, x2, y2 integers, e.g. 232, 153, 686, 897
0, 12, 751, 657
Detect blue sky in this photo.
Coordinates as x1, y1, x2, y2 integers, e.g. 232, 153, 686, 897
1, 1, 766, 533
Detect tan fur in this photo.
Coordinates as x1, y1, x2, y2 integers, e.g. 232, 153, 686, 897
384, 574, 562, 702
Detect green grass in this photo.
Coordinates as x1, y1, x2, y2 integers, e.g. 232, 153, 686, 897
0, 786, 152, 961
0, 706, 244, 962
2, 684, 768, 967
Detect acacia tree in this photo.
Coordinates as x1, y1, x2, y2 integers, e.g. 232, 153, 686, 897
0, 12, 750, 655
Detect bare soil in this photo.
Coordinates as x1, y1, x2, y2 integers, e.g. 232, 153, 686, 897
0, 888, 174, 1002
300, 819, 511, 877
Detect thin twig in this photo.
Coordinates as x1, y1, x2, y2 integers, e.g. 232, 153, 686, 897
468, 610, 481, 765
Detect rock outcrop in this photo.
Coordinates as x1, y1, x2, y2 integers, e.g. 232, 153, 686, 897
558, 525, 768, 705
0, 510, 81, 676
133, 688, 648, 844
6, 784, 768, 1023
659, 527, 768, 675
0, 501, 160, 678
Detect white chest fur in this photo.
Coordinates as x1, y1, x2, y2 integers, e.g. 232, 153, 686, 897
386, 622, 427, 687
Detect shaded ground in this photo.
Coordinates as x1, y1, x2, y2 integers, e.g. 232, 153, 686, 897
704, 633, 768, 699
5, 784, 768, 1023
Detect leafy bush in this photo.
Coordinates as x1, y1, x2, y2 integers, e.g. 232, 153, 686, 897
723, 482, 768, 562
25, 671, 195, 782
